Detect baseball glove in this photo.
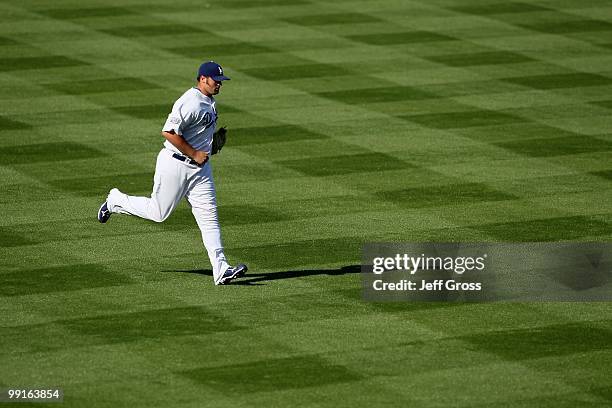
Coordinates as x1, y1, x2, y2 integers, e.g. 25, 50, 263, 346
211, 127, 227, 155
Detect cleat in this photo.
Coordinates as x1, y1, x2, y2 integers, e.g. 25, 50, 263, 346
98, 201, 111, 223
215, 264, 247, 285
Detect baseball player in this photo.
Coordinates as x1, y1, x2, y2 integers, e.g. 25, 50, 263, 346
97, 61, 247, 285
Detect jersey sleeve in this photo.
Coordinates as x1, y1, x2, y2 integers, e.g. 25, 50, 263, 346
162, 100, 195, 136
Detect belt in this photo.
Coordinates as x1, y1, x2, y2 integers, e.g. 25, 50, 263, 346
172, 153, 201, 167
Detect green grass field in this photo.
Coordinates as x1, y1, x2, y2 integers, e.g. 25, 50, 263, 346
1, 0, 612, 406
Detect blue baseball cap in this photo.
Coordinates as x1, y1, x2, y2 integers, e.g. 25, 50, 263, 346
197, 61, 230, 81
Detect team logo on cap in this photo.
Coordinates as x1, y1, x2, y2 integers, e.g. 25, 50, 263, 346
218, 67, 223, 74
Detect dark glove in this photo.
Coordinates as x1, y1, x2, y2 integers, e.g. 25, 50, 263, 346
211, 127, 227, 155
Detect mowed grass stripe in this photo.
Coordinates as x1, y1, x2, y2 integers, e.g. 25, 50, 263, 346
111, 104, 171, 120
489, 173, 612, 198
241, 63, 352, 80
0, 264, 133, 297
456, 124, 586, 143
495, 136, 612, 157
0, 37, 19, 45
0, 142, 103, 164
62, 306, 244, 341
211, 281, 367, 323
474, 215, 611, 240
590, 170, 612, 180
10, 104, 171, 127
450, 2, 552, 15
316, 86, 435, 104
504, 73, 612, 89
172, 43, 276, 58
0, 183, 64, 204
458, 322, 612, 360
346, 31, 457, 45
427, 51, 535, 67
37, 6, 139, 19
219, 195, 399, 226
234, 237, 363, 269
0, 208, 204, 247
0, 56, 89, 72
100, 25, 208, 38
402, 109, 527, 129
45, 77, 162, 95
230, 125, 327, 146
378, 183, 517, 208
0, 228, 36, 247
47, 172, 153, 197
517, 19, 612, 34
1, 306, 244, 354
278, 152, 411, 176
591, 100, 612, 110
218, 204, 294, 225
0, 116, 32, 130
417, 80, 526, 98
181, 355, 362, 393
219, 0, 309, 8
284, 12, 383, 26
16, 109, 121, 127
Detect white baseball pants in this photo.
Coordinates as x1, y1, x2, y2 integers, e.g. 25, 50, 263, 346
107, 148, 230, 280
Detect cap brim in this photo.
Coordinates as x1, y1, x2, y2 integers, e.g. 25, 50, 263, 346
211, 75, 230, 81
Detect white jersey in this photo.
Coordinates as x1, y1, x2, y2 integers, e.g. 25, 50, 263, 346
162, 87, 217, 154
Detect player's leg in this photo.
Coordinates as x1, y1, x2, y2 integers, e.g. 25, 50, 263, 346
184, 164, 233, 282
107, 149, 188, 222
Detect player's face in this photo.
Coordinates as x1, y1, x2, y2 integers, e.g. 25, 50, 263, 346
203, 76, 222, 95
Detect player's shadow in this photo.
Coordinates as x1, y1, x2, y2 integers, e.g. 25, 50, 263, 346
165, 264, 361, 285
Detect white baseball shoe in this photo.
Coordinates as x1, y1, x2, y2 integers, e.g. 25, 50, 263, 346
215, 264, 248, 285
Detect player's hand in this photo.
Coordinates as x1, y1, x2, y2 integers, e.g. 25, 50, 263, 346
192, 150, 209, 165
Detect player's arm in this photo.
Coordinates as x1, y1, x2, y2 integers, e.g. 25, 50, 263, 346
161, 130, 208, 165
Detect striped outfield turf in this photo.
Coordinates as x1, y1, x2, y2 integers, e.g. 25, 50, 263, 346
1, 0, 612, 406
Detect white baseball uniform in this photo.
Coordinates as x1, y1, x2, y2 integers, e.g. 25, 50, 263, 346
106, 87, 230, 281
